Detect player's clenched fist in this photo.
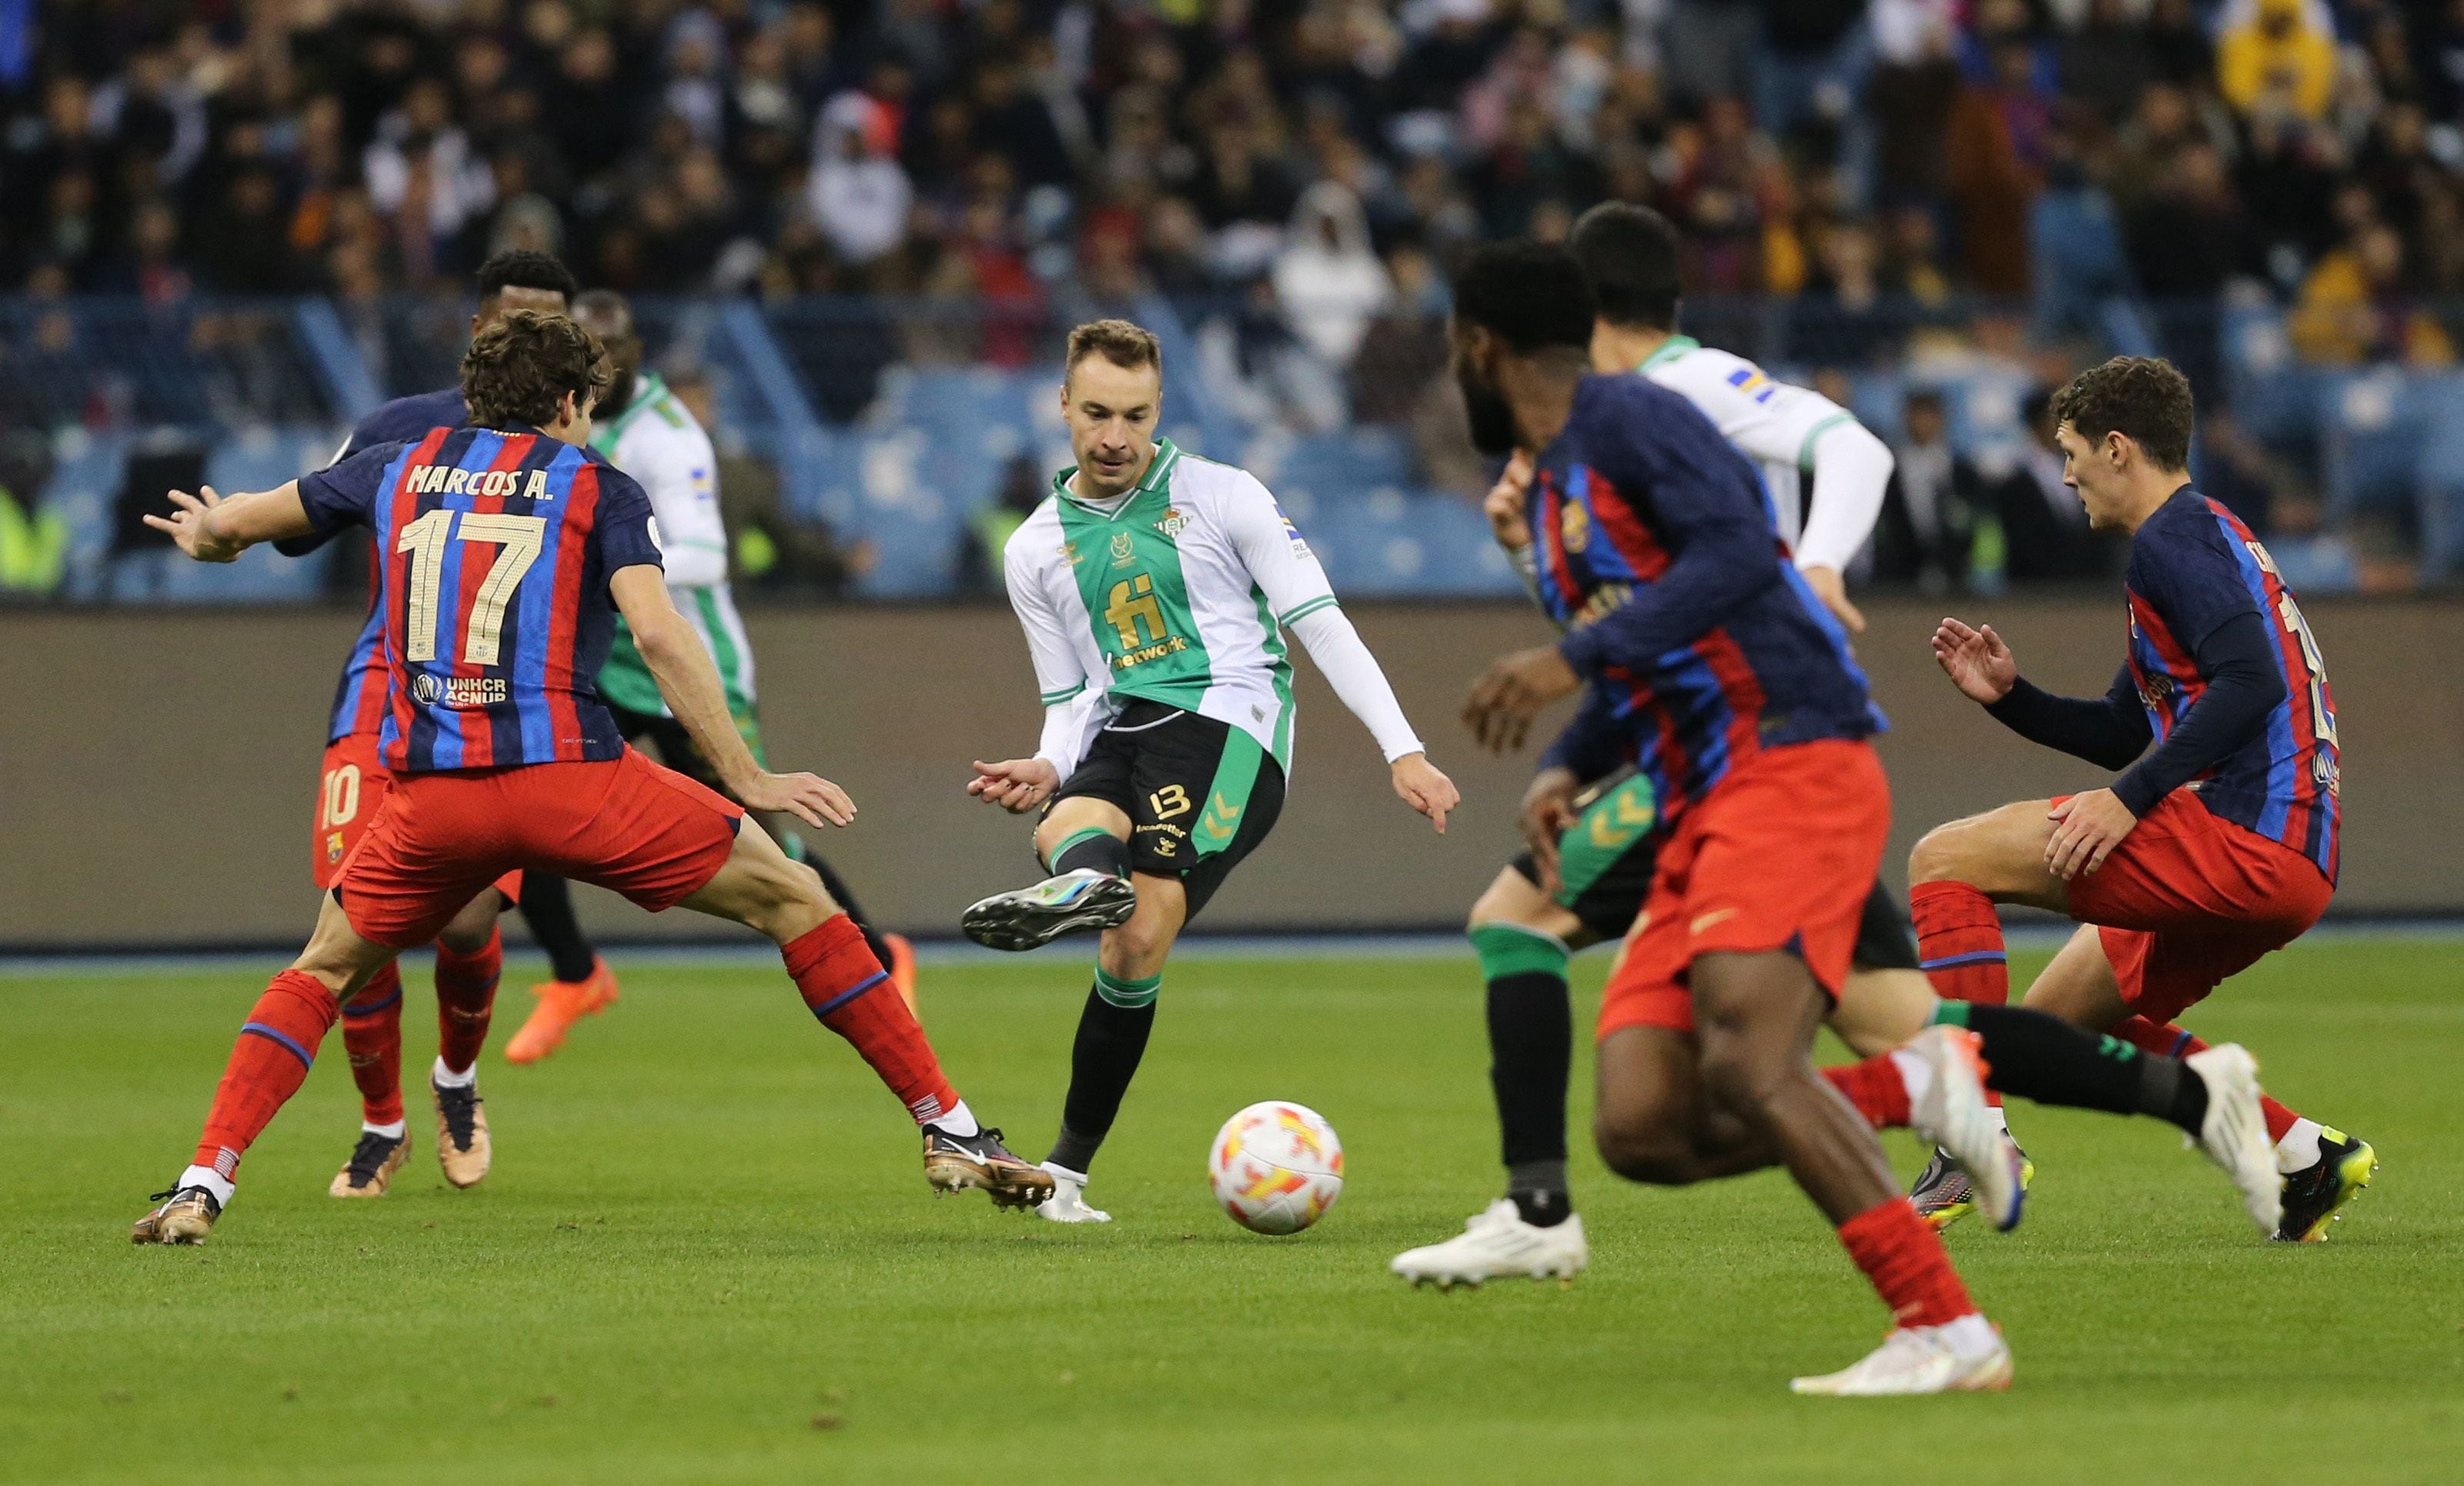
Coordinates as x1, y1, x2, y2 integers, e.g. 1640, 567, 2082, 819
739, 770, 856, 829
1515, 765, 1581, 896
968, 757, 1059, 814
1930, 617, 2017, 704
1390, 753, 1458, 834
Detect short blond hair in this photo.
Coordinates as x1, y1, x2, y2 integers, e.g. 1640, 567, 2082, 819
1065, 318, 1162, 380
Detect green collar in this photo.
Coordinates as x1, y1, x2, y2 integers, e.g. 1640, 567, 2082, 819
1053, 437, 1180, 510
1634, 334, 1698, 374
594, 371, 669, 449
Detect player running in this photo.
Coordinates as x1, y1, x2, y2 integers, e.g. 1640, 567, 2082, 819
302, 249, 597, 1198
496, 290, 917, 1066
1910, 354, 2373, 1243
1405, 202, 1920, 1277
959, 319, 1458, 1225
131, 311, 1049, 1245
1398, 247, 2280, 1315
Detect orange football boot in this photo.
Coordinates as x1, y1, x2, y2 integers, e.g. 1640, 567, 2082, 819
883, 932, 919, 1012
504, 956, 619, 1064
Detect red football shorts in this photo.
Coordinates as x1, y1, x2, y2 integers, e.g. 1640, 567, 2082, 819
314, 733, 522, 906
2061, 787, 2334, 1026
1598, 739, 1891, 1039
335, 745, 742, 948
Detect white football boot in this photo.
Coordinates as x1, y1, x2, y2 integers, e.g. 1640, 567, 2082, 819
2183, 1043, 2284, 1235
1033, 1162, 1112, 1224
1391, 1199, 1589, 1288
1790, 1317, 2013, 1396
1904, 1026, 2024, 1232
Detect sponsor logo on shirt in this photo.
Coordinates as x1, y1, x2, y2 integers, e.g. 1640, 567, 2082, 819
1726, 366, 1778, 404
411, 673, 510, 708
1566, 582, 1631, 630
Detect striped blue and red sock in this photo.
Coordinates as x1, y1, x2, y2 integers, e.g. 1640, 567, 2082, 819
784, 915, 959, 1126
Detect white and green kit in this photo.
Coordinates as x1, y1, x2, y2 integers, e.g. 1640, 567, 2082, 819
592, 371, 762, 740
1000, 437, 1426, 835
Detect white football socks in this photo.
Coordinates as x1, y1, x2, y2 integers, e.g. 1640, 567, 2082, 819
1889, 1046, 1935, 1112
176, 1164, 235, 1207
431, 1056, 476, 1089
2275, 1117, 2325, 1174
362, 1119, 407, 1139
930, 1100, 981, 1138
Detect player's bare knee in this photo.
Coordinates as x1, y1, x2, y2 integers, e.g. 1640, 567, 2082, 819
434, 896, 498, 956
1101, 916, 1173, 976
1907, 820, 1971, 885
1592, 1113, 1706, 1186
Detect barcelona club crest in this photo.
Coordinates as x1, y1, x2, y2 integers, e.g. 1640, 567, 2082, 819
326, 830, 346, 865
1560, 500, 1591, 554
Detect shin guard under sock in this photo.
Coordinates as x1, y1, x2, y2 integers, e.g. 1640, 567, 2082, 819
783, 916, 957, 1124
339, 962, 406, 1127
1047, 968, 1159, 1173
433, 927, 502, 1075
194, 969, 344, 1179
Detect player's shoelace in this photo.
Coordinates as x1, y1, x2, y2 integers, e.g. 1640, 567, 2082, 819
344, 1132, 401, 1184
436, 1085, 480, 1151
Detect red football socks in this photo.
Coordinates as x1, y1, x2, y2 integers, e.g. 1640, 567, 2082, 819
1911, 880, 2007, 1108
193, 969, 342, 1179
1837, 1196, 1977, 1329
783, 915, 959, 1125
2112, 1016, 2303, 1142
1823, 1055, 1914, 1129
339, 962, 407, 1126
433, 926, 503, 1075
1910, 880, 2009, 1006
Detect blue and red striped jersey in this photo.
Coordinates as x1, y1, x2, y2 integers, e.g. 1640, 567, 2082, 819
299, 424, 663, 773
1532, 375, 1883, 814
320, 388, 471, 742
2123, 490, 2339, 880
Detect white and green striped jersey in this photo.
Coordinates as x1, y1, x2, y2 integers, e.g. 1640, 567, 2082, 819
1003, 439, 1342, 775
591, 372, 759, 720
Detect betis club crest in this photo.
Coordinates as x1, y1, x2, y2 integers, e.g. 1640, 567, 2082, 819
1154, 507, 1191, 539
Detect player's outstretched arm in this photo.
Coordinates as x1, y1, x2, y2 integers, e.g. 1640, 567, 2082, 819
144, 483, 315, 562
610, 564, 853, 830
968, 755, 1060, 813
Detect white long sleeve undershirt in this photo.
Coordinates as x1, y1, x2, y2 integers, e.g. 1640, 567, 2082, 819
1286, 605, 1423, 762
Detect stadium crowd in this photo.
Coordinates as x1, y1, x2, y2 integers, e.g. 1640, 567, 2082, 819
5, 0, 2464, 588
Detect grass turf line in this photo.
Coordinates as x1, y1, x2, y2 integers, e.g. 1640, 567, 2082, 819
2, 942, 2459, 1484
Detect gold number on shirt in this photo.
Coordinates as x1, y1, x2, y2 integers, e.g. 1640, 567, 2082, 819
395, 509, 549, 666
2247, 540, 2336, 747
1104, 572, 1169, 647
320, 763, 361, 827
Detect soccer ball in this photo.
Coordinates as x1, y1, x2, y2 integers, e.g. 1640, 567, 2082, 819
1208, 1101, 1344, 1235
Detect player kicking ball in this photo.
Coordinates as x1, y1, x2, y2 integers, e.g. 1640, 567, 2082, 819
960, 320, 1458, 1224
131, 311, 1048, 1245
1909, 355, 2373, 1243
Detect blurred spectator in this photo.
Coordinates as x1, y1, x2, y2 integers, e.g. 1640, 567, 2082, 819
807, 92, 911, 266
1274, 182, 1392, 367
2290, 221, 2457, 366
1874, 388, 1982, 591
1945, 35, 2049, 294
2218, 0, 2336, 121
957, 453, 1047, 596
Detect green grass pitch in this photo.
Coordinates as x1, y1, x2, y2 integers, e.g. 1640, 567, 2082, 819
4, 938, 2460, 1484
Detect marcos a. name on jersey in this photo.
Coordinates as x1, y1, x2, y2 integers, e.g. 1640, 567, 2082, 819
299, 424, 663, 773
